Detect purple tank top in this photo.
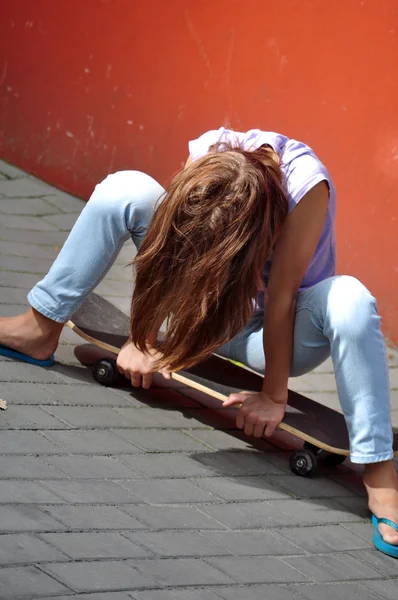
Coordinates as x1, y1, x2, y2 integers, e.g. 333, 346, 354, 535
188, 128, 336, 308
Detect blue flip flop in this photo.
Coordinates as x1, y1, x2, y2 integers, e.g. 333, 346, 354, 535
0, 344, 55, 367
372, 513, 398, 558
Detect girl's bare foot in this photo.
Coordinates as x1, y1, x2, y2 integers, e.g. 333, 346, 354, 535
364, 460, 398, 545
0, 308, 63, 361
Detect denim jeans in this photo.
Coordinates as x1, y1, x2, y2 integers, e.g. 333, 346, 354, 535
28, 171, 393, 464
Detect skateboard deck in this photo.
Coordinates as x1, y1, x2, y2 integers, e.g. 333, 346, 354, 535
68, 292, 398, 476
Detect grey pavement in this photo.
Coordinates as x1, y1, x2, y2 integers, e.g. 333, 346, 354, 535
0, 158, 397, 599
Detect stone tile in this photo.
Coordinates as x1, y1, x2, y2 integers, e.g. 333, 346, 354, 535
0, 361, 63, 384
362, 579, 398, 600
43, 405, 142, 428
0, 481, 66, 504
0, 197, 60, 215
301, 392, 342, 412
303, 373, 338, 392
115, 429, 210, 452
204, 530, 303, 556
41, 480, 138, 504
389, 367, 398, 387
43, 505, 146, 530
186, 429, 254, 450
40, 531, 150, 559
0, 456, 65, 479
94, 279, 134, 297
42, 212, 80, 230
297, 582, 381, 600
102, 295, 130, 314
341, 522, 374, 544
312, 357, 334, 373
124, 530, 231, 557
0, 255, 53, 274
0, 225, 64, 245
0, 533, 69, 565
199, 501, 297, 529
123, 505, 224, 530
133, 590, 221, 600
41, 191, 85, 213
0, 177, 56, 197
41, 594, 134, 600
117, 453, 226, 478
0, 240, 57, 259
0, 285, 30, 304
41, 383, 135, 406
2, 406, 69, 429
126, 557, 234, 586
118, 478, 220, 504
278, 524, 372, 553
0, 214, 59, 230
216, 586, 305, 600
0, 303, 29, 317
0, 565, 70, 598
209, 557, 309, 584
0, 431, 60, 454
282, 553, 382, 582
188, 449, 285, 476
42, 430, 141, 454
44, 455, 138, 479
0, 160, 27, 178
193, 475, 288, 501
266, 475, 358, 499
0, 505, 65, 533
268, 498, 365, 525
348, 548, 398, 576
0, 270, 40, 287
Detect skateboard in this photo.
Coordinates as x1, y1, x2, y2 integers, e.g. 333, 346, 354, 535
68, 293, 398, 477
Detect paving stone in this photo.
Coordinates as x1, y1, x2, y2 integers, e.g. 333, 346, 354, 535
0, 160, 27, 178
102, 295, 131, 314
204, 530, 303, 556
41, 480, 138, 504
186, 429, 255, 450
267, 498, 364, 525
44, 455, 138, 479
119, 478, 220, 504
0, 285, 30, 303
40, 531, 150, 559
266, 475, 358, 499
341, 522, 374, 544
0, 382, 63, 405
189, 449, 285, 475
0, 505, 65, 533
348, 548, 398, 576
42, 430, 142, 454
133, 590, 221, 600
43, 505, 146, 530
113, 405, 211, 429
0, 214, 59, 230
0, 177, 57, 197
94, 279, 134, 297
41, 191, 85, 213
0, 481, 66, 504
0, 533, 69, 565
39, 593, 134, 600
209, 557, 310, 584
389, 367, 398, 387
278, 524, 372, 553
216, 585, 306, 600
193, 476, 288, 501
41, 383, 135, 406
42, 212, 80, 230
199, 501, 297, 529
123, 505, 224, 530
127, 557, 234, 586
0, 456, 65, 479
0, 303, 29, 317
312, 356, 334, 373
297, 582, 381, 600
282, 553, 382, 582
1, 254, 54, 274
0, 197, 61, 215
0, 224, 64, 245
44, 405, 145, 428
0, 269, 40, 287
0, 431, 61, 454
362, 579, 398, 600
41, 560, 146, 592
115, 429, 210, 452
2, 406, 69, 429
117, 453, 224, 478
0, 361, 63, 383
125, 530, 231, 557
332, 495, 370, 519
0, 565, 71, 599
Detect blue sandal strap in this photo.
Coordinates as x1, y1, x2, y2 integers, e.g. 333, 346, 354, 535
375, 517, 398, 532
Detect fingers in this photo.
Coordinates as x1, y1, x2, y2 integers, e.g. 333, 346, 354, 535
141, 372, 153, 389
161, 368, 171, 380
130, 371, 142, 388
222, 393, 244, 408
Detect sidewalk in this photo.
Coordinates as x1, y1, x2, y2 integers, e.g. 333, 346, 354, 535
0, 159, 397, 600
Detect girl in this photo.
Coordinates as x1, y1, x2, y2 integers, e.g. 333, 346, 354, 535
0, 127, 397, 557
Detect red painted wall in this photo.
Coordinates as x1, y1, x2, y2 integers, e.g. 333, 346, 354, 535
1, 0, 397, 341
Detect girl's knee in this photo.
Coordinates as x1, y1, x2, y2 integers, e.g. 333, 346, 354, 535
326, 275, 378, 336
89, 170, 164, 211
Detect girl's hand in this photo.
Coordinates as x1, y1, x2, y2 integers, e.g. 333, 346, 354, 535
116, 340, 170, 389
222, 390, 287, 438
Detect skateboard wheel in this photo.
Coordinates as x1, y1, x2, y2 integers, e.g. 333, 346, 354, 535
290, 449, 317, 477
93, 358, 119, 386
323, 453, 346, 467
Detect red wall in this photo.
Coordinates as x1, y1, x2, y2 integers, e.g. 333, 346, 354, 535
1, 0, 397, 341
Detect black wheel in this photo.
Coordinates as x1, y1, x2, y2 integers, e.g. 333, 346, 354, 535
290, 449, 317, 477
323, 453, 346, 467
93, 358, 119, 386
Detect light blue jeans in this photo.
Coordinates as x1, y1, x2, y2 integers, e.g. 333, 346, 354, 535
28, 171, 393, 464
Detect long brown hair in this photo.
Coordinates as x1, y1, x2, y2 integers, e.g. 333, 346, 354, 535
130, 141, 288, 371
